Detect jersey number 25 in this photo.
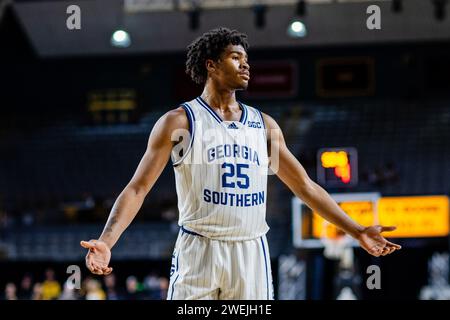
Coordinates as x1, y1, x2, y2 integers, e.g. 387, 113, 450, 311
221, 163, 249, 189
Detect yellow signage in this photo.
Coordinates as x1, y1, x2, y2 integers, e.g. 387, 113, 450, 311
312, 196, 449, 239
377, 196, 449, 238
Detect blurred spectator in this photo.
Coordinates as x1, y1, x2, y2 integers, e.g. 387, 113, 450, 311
383, 162, 400, 183
62, 192, 97, 223
3, 283, 18, 300
1, 270, 169, 300
82, 192, 95, 210
0, 210, 14, 229
31, 283, 43, 300
364, 162, 399, 187
104, 273, 122, 300
84, 278, 106, 300
124, 276, 142, 300
158, 277, 169, 300
41, 268, 61, 300
143, 273, 161, 299
141, 273, 169, 300
21, 211, 35, 227
58, 280, 80, 300
18, 273, 33, 299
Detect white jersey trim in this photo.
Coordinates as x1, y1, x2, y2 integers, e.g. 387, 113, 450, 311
255, 107, 267, 140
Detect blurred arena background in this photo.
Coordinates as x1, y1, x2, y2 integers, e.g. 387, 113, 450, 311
1, 0, 450, 300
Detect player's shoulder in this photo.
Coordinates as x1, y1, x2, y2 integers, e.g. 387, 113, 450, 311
260, 112, 278, 129
166, 105, 188, 120
157, 105, 190, 132
167, 98, 199, 119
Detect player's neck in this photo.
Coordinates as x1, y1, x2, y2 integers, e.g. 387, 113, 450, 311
200, 83, 238, 112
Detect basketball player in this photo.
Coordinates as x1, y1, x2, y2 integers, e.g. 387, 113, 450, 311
80, 28, 401, 300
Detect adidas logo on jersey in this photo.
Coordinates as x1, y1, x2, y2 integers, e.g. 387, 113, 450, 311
227, 122, 238, 129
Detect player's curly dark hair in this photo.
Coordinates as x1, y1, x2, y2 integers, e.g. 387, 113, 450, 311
185, 27, 249, 84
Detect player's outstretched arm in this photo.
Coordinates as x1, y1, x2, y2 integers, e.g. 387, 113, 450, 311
80, 107, 188, 275
262, 112, 401, 257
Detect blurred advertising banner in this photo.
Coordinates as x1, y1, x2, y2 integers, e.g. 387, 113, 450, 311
242, 61, 297, 99
377, 196, 449, 238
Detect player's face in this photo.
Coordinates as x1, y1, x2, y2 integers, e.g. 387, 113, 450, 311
215, 44, 250, 90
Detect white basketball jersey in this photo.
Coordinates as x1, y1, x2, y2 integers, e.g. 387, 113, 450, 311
171, 97, 269, 241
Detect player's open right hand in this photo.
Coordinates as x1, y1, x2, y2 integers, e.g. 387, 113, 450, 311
80, 239, 113, 276
357, 225, 402, 257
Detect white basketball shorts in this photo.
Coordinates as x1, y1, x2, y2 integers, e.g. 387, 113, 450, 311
167, 227, 274, 300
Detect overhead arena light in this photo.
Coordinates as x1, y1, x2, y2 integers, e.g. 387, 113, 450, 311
287, 20, 307, 38
111, 30, 131, 48
287, 0, 307, 38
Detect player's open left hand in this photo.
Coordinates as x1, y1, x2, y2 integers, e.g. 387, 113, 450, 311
80, 239, 113, 275
357, 225, 402, 257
